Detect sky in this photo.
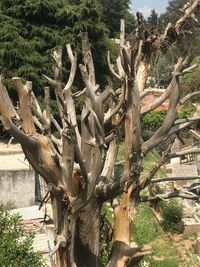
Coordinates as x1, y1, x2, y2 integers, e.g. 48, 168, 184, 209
131, 0, 169, 17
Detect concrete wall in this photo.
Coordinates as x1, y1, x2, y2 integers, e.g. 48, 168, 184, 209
0, 169, 35, 208
184, 223, 200, 235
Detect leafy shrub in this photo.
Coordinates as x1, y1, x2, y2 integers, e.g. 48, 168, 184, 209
177, 107, 194, 119
142, 108, 194, 134
142, 110, 167, 131
158, 199, 184, 233
0, 205, 45, 267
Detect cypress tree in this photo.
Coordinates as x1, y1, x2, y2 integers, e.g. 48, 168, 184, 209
0, 0, 109, 94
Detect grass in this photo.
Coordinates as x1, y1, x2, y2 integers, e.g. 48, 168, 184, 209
140, 150, 167, 179
117, 143, 167, 180
133, 204, 199, 267
132, 203, 164, 245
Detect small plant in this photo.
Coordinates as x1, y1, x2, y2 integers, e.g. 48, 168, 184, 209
158, 199, 184, 233
0, 205, 45, 267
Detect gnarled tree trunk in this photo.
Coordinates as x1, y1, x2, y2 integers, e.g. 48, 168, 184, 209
0, 1, 199, 266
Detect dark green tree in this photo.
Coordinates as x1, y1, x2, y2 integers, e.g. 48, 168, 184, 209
73, 0, 110, 85
97, 0, 135, 37
147, 9, 159, 29
0, 0, 110, 94
0, 0, 75, 94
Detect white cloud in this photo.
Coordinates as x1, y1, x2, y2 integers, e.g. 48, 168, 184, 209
137, 5, 152, 18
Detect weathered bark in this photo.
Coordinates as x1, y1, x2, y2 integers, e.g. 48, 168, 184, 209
75, 200, 103, 267
0, 76, 19, 120
142, 57, 189, 154
108, 187, 138, 267
13, 77, 36, 134
0, 3, 199, 266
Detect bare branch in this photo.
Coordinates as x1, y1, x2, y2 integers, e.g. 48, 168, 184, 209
33, 116, 43, 130
107, 51, 121, 80
140, 88, 166, 100
169, 146, 200, 158
179, 91, 200, 105
140, 141, 174, 190
51, 115, 62, 134
100, 137, 118, 181
120, 19, 125, 47
129, 245, 152, 264
168, 121, 194, 136
142, 58, 188, 154
31, 91, 50, 132
175, 0, 200, 34
153, 0, 200, 50
49, 235, 66, 257
79, 64, 97, 107
89, 108, 105, 144
0, 117, 37, 148
141, 84, 171, 115
45, 48, 66, 129
181, 63, 198, 75
0, 76, 19, 120
73, 88, 86, 97
95, 180, 124, 201
13, 77, 36, 134
42, 75, 56, 85
108, 241, 152, 267
141, 190, 200, 202
141, 63, 197, 115
62, 45, 81, 148
80, 32, 96, 85
44, 86, 51, 132
151, 176, 200, 184
99, 84, 113, 104
116, 57, 126, 77
63, 44, 77, 92
174, 115, 200, 125
62, 127, 75, 197
104, 83, 126, 123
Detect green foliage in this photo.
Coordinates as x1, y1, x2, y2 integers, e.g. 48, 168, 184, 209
97, 0, 135, 37
0, 205, 44, 267
150, 53, 174, 87
147, 9, 159, 29
142, 107, 194, 134
177, 107, 194, 119
142, 110, 167, 132
0, 0, 112, 94
183, 56, 200, 94
0, 0, 73, 94
158, 199, 184, 233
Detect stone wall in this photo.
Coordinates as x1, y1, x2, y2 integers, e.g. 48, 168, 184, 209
0, 169, 35, 208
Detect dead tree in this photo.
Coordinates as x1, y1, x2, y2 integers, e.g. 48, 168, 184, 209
0, 1, 200, 266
